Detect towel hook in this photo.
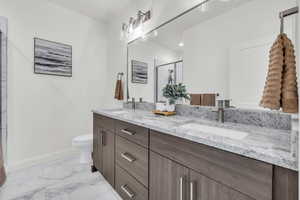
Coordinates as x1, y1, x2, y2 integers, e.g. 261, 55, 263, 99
279, 6, 299, 34
117, 72, 124, 80
280, 14, 284, 34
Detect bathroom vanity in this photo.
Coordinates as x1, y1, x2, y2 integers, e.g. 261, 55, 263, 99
91, 108, 298, 200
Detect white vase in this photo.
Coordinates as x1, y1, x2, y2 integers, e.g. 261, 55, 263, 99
166, 102, 175, 112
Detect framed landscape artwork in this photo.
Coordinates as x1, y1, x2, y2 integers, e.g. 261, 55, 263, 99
131, 60, 148, 84
34, 38, 72, 77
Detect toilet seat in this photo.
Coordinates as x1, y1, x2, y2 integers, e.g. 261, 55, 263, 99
72, 134, 93, 146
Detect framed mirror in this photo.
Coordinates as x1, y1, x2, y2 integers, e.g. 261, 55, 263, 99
127, 0, 297, 109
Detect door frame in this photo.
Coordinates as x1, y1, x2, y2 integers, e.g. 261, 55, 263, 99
0, 17, 8, 165
154, 60, 183, 103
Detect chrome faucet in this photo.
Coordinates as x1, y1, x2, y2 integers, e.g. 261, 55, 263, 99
216, 107, 225, 123
213, 100, 225, 123
132, 98, 136, 110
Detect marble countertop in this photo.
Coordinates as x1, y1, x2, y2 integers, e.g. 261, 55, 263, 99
93, 108, 298, 171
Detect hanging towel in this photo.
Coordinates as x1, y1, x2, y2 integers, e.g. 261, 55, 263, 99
260, 34, 298, 113
190, 94, 201, 105
201, 94, 216, 107
0, 146, 6, 187
114, 80, 124, 101
281, 34, 298, 113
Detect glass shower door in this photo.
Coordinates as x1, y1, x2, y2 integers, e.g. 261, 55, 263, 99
155, 60, 183, 102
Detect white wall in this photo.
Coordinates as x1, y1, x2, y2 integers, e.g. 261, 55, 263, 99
0, 0, 108, 169
128, 41, 180, 102
183, 0, 296, 108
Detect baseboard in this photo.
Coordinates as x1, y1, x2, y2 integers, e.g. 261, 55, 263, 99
6, 148, 78, 173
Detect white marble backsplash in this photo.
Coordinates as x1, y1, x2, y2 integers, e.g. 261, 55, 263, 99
124, 102, 292, 130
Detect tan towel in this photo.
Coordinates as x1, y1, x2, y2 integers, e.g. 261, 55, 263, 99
260, 34, 298, 113
201, 94, 216, 107
190, 94, 201, 105
0, 146, 6, 187
114, 80, 124, 101
281, 35, 298, 113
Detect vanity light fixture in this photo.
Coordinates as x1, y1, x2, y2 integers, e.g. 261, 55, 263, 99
179, 42, 184, 47
121, 10, 151, 41
200, 2, 208, 12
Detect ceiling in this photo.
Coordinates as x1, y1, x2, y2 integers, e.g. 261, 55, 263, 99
48, 0, 140, 22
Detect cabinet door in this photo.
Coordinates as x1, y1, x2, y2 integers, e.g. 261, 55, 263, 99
93, 124, 103, 172
150, 151, 189, 200
189, 170, 253, 200
102, 129, 115, 187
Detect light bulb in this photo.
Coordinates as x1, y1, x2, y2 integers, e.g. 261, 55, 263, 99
120, 30, 124, 41
129, 25, 133, 34
200, 3, 208, 12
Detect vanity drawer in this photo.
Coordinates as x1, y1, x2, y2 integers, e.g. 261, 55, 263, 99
94, 114, 115, 132
116, 120, 149, 148
150, 130, 273, 200
116, 165, 148, 200
116, 136, 148, 187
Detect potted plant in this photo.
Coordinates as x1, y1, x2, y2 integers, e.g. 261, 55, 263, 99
162, 83, 190, 112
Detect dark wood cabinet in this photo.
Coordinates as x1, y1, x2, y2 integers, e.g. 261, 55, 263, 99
273, 166, 299, 200
150, 130, 273, 200
189, 170, 253, 200
150, 151, 189, 200
93, 122, 103, 172
101, 129, 115, 186
150, 151, 253, 200
116, 165, 148, 200
93, 115, 115, 187
116, 136, 148, 187
92, 114, 298, 200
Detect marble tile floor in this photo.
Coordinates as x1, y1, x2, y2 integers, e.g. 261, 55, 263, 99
0, 155, 122, 200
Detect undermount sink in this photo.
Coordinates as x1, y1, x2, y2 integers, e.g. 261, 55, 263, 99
180, 123, 248, 140
111, 110, 129, 115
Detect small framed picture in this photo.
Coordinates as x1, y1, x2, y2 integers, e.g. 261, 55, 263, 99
34, 38, 72, 77
131, 60, 148, 84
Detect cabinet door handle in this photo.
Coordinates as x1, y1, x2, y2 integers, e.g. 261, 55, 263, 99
121, 152, 136, 163
121, 184, 135, 199
121, 129, 135, 136
190, 181, 195, 200
180, 177, 184, 200
101, 131, 106, 146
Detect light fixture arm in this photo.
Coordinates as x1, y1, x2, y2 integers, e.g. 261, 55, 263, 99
121, 9, 151, 40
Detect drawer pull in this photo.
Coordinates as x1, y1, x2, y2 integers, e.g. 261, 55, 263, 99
121, 129, 135, 136
190, 181, 195, 200
121, 152, 136, 163
101, 131, 106, 146
121, 184, 135, 199
180, 177, 184, 200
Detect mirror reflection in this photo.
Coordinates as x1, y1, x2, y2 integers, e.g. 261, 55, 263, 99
127, 0, 297, 109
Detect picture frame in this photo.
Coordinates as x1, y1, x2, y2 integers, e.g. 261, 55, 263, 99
34, 38, 72, 77
131, 60, 148, 84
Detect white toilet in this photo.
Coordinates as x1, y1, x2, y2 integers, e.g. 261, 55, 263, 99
72, 134, 93, 164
